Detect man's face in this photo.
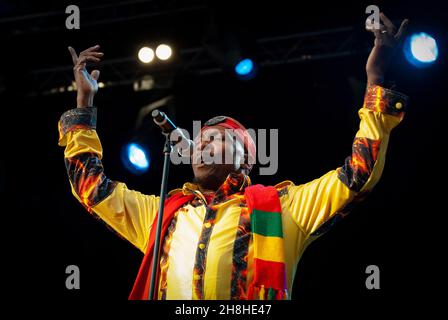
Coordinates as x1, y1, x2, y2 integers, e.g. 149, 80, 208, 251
191, 126, 246, 191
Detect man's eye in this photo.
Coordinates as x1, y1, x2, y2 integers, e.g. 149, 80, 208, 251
212, 136, 223, 141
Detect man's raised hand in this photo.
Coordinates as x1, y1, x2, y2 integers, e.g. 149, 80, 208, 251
68, 45, 104, 108
365, 13, 409, 86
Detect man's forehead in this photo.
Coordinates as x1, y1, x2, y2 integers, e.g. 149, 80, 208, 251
197, 126, 223, 135
195, 126, 234, 139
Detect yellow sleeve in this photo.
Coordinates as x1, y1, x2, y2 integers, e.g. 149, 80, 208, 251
58, 107, 159, 253
283, 84, 408, 236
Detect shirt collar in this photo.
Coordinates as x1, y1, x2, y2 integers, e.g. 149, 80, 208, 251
182, 173, 251, 206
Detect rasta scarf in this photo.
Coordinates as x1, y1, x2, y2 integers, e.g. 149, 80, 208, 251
129, 182, 288, 300
245, 184, 288, 300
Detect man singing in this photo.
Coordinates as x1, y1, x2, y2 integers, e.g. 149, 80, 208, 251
58, 13, 408, 299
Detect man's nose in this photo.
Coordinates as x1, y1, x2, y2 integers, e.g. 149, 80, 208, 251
198, 139, 212, 151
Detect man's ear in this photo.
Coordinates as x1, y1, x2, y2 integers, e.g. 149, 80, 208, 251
240, 163, 251, 175
238, 153, 252, 175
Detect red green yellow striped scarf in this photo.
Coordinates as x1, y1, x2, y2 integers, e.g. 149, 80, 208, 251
244, 184, 288, 300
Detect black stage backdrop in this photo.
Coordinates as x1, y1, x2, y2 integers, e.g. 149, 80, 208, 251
1, 0, 445, 310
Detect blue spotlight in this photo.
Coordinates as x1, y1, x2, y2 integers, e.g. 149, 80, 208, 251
404, 32, 439, 67
234, 58, 255, 78
122, 142, 150, 174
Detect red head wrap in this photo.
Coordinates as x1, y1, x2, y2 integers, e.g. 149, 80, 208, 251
201, 116, 256, 168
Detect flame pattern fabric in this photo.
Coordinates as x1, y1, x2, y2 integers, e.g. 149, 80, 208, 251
58, 84, 408, 299
363, 84, 408, 119
64, 153, 117, 210
230, 206, 251, 300
337, 138, 381, 192
59, 107, 117, 211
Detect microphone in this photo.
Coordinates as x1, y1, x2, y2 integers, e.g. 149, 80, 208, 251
151, 109, 194, 157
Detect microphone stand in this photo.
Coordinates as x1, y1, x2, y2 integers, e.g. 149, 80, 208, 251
148, 131, 173, 300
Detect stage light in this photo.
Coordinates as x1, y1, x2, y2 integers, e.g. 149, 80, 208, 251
122, 143, 150, 174
138, 47, 155, 63
235, 58, 254, 76
156, 44, 172, 60
234, 58, 257, 80
404, 32, 438, 67
98, 82, 105, 88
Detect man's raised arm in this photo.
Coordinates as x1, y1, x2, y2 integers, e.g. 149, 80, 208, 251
58, 45, 159, 253
283, 13, 409, 237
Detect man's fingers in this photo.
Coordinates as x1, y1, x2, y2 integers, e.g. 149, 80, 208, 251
70, 45, 103, 83
69, 45, 103, 70
395, 19, 410, 40
372, 29, 381, 39
68, 46, 78, 65
366, 24, 382, 37
91, 70, 100, 81
73, 56, 101, 74
380, 12, 397, 34
88, 52, 104, 57
366, 23, 386, 34
77, 55, 101, 64
77, 51, 103, 63
73, 62, 87, 73
80, 45, 101, 55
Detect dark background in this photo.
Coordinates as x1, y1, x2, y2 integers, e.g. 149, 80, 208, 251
1, 0, 446, 307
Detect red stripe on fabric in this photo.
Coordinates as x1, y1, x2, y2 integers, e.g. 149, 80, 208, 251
129, 193, 194, 300
252, 258, 287, 290
245, 185, 282, 214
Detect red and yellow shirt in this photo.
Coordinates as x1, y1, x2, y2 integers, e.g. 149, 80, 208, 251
58, 84, 408, 299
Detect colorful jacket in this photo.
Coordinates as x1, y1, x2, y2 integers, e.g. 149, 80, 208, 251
58, 84, 408, 299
